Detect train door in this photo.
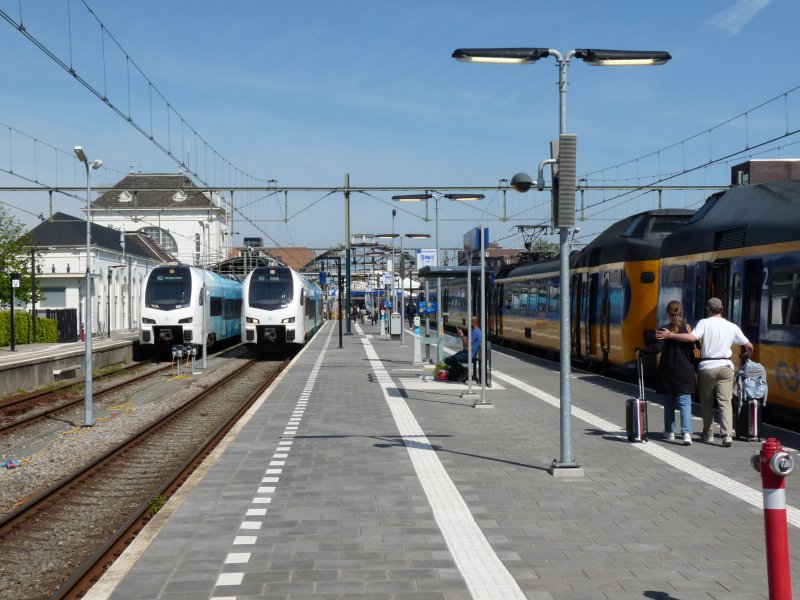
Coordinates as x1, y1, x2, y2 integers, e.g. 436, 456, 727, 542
729, 257, 745, 326
690, 262, 707, 323
600, 272, 611, 365
710, 260, 730, 316
742, 258, 763, 343
573, 273, 584, 358
221, 291, 228, 339
586, 273, 598, 357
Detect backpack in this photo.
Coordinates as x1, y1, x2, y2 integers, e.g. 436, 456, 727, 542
735, 359, 768, 406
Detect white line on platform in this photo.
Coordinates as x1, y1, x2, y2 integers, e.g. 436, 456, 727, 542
491, 369, 800, 528
361, 337, 527, 600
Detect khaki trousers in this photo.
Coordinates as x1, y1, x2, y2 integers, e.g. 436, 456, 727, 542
697, 365, 735, 436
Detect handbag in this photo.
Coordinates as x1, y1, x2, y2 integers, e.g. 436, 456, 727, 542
686, 323, 701, 363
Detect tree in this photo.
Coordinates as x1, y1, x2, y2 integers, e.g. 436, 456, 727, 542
0, 204, 33, 307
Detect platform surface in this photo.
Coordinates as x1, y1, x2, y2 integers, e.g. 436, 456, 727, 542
84, 320, 800, 599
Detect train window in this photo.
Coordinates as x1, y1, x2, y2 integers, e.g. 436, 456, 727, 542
537, 286, 547, 311
249, 272, 293, 310
650, 215, 693, 234
666, 266, 686, 284
621, 216, 647, 238
519, 289, 528, 311
548, 284, 559, 312
224, 298, 242, 319
731, 273, 742, 324
145, 267, 191, 310
512, 291, 520, 310
688, 193, 723, 223
505, 289, 512, 309
300, 289, 306, 306
769, 269, 800, 327
745, 268, 760, 326
210, 297, 223, 317
607, 270, 622, 285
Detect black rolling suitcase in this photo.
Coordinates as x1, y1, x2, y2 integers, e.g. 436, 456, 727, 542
734, 395, 762, 441
626, 356, 648, 442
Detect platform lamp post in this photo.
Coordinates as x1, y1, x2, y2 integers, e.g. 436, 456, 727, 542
452, 47, 671, 475
391, 193, 484, 362
74, 146, 103, 427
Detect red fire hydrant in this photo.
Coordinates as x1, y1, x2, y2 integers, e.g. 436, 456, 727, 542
81, 324, 86, 342
752, 437, 795, 599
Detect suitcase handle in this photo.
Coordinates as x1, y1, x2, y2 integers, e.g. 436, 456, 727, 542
637, 355, 645, 400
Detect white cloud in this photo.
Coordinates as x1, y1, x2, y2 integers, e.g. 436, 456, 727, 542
707, 0, 772, 34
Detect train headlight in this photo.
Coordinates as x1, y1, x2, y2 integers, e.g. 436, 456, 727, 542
142, 317, 156, 324
246, 317, 260, 324
178, 316, 193, 324
281, 317, 296, 324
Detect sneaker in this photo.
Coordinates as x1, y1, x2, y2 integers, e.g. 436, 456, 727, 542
663, 431, 675, 441
683, 432, 692, 446
702, 431, 714, 443
722, 435, 733, 447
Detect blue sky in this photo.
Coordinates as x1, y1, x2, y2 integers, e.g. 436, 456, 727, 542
1, 0, 799, 254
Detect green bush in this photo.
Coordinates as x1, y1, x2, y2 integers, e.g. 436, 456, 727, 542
0, 311, 59, 346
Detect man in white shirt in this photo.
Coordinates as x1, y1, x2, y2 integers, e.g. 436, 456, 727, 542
656, 297, 753, 447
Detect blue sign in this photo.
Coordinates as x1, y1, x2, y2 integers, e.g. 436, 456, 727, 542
418, 301, 437, 315
463, 226, 490, 253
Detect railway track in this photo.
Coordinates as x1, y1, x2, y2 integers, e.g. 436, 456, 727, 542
0, 356, 288, 600
0, 360, 169, 434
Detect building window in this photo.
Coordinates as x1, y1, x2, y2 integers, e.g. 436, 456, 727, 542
140, 227, 178, 254
40, 287, 66, 307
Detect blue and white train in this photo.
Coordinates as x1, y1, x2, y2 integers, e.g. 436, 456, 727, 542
140, 264, 243, 350
242, 265, 323, 353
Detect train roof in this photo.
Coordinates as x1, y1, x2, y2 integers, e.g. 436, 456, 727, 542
495, 256, 565, 282
573, 208, 695, 268
660, 180, 800, 257
417, 266, 493, 280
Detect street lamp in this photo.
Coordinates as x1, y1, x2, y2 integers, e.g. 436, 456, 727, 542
376, 233, 430, 344
452, 46, 670, 475
391, 192, 484, 362
74, 146, 103, 427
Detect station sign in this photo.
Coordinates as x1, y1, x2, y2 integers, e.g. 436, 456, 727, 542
463, 227, 489, 253
416, 249, 437, 268
418, 301, 437, 315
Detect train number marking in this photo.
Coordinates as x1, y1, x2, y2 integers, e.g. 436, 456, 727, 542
776, 362, 800, 393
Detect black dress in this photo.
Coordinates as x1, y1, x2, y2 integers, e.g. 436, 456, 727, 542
640, 322, 696, 396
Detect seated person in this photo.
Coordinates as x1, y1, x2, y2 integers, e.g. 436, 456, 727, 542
444, 316, 481, 377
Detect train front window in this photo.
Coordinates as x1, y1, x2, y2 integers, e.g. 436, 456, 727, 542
250, 272, 293, 310
145, 267, 192, 310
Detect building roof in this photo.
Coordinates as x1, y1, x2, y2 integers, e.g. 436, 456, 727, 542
92, 173, 216, 210
263, 247, 318, 271
28, 212, 175, 262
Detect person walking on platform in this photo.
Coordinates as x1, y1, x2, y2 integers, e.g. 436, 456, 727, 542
405, 301, 416, 329
637, 300, 696, 446
656, 297, 753, 447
